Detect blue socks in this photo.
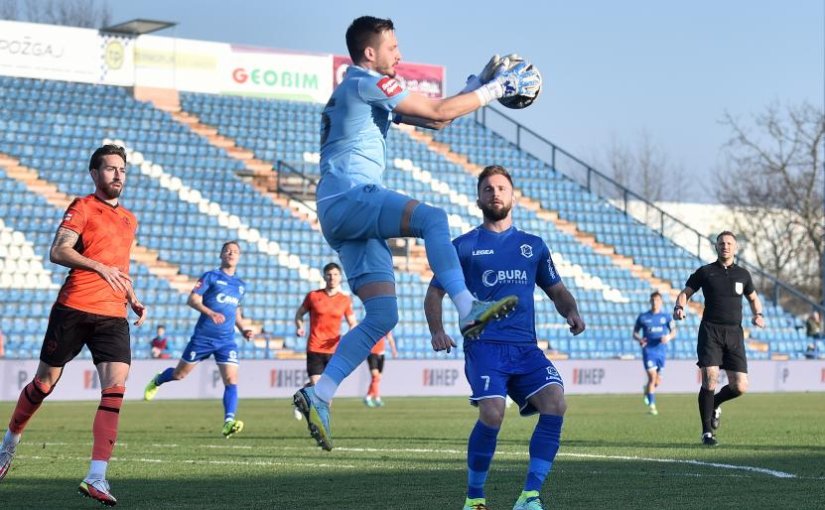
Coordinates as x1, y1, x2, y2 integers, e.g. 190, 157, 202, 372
524, 414, 563, 492
223, 384, 238, 421
320, 296, 399, 395
648, 393, 656, 405
155, 367, 175, 386
467, 420, 500, 499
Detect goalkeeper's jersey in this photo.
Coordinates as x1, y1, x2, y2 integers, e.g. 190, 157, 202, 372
317, 65, 410, 203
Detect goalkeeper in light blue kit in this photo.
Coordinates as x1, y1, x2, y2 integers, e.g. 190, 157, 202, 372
425, 166, 585, 510
144, 241, 254, 438
293, 15, 542, 452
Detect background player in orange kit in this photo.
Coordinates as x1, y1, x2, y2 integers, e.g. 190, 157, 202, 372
0, 144, 146, 506
364, 331, 397, 407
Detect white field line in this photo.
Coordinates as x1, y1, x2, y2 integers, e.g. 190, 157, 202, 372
23, 443, 801, 479
17, 455, 355, 470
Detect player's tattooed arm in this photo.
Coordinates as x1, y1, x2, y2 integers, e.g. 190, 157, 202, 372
50, 226, 131, 293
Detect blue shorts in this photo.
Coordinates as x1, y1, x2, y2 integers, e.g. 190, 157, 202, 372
464, 341, 564, 417
317, 184, 411, 292
181, 336, 239, 365
642, 344, 666, 372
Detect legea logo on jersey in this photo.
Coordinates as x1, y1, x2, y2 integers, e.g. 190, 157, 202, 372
473, 249, 495, 256
83, 370, 100, 389
270, 369, 306, 388
571, 367, 605, 385
216, 293, 241, 305
422, 368, 460, 386
482, 269, 528, 287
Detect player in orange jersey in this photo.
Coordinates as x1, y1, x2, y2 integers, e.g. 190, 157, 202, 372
292, 263, 357, 419
363, 331, 397, 407
0, 145, 146, 506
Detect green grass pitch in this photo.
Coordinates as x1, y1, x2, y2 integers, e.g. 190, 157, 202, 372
1, 393, 823, 509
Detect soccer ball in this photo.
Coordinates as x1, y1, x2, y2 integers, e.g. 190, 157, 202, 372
498, 58, 542, 110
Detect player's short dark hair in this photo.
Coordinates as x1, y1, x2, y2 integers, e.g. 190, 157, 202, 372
323, 262, 341, 274
89, 144, 126, 171
650, 291, 662, 299
221, 240, 240, 252
346, 16, 395, 63
716, 231, 737, 242
157, 324, 165, 330
477, 165, 514, 193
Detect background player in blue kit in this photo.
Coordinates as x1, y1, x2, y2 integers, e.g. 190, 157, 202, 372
144, 241, 254, 438
633, 291, 676, 415
425, 165, 585, 510
294, 16, 542, 451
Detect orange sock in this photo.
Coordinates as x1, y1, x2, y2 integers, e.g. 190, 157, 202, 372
9, 377, 52, 434
91, 385, 125, 461
368, 374, 381, 397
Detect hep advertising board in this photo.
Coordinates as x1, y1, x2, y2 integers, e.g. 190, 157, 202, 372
333, 55, 445, 98
2, 359, 824, 401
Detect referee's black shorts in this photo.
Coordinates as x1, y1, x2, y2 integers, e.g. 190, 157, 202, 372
696, 320, 748, 373
40, 303, 131, 367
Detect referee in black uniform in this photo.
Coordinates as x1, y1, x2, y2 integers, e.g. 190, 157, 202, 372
673, 231, 765, 446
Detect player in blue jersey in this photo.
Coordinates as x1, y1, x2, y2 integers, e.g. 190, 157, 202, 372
633, 291, 676, 415
294, 16, 542, 451
144, 241, 254, 438
425, 165, 585, 510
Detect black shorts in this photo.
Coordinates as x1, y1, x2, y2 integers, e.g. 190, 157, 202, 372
306, 351, 334, 377
367, 353, 385, 372
697, 321, 748, 373
40, 303, 131, 367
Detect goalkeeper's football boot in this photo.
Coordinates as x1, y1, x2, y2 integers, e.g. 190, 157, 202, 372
463, 497, 490, 510
711, 407, 722, 430
513, 490, 546, 510
293, 386, 333, 451
460, 296, 519, 340
222, 418, 244, 438
78, 478, 117, 506
143, 374, 160, 401
0, 438, 16, 481
701, 432, 718, 447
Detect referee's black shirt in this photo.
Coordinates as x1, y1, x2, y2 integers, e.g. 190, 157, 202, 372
685, 261, 755, 326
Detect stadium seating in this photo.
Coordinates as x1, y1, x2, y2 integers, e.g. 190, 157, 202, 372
0, 75, 810, 361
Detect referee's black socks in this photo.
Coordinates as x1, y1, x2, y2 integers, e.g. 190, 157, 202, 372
698, 388, 715, 434
713, 385, 742, 409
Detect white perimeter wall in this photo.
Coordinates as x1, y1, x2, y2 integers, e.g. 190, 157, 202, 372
1, 359, 824, 401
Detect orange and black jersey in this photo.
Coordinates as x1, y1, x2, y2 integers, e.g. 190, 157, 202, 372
56, 194, 137, 318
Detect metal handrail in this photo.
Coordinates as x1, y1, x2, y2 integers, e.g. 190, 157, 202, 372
475, 106, 824, 315
275, 159, 317, 211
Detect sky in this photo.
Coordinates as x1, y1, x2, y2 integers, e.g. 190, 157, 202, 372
108, 0, 824, 203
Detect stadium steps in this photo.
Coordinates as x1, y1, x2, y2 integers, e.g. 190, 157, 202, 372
399, 125, 703, 315
405, 123, 771, 353
168, 107, 434, 280
0, 151, 197, 294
